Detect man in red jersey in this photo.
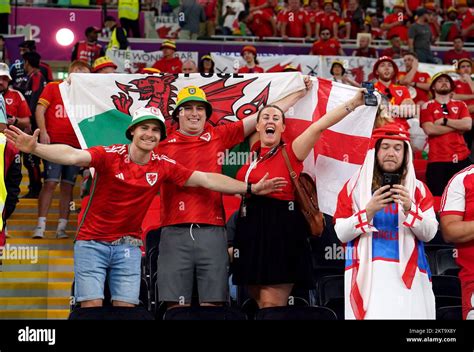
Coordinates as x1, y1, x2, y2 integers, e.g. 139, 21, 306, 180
32, 60, 91, 240
397, 52, 431, 105
5, 107, 284, 308
454, 58, 474, 148
152, 40, 183, 74
440, 166, 474, 320
373, 56, 415, 131
310, 27, 344, 56
420, 72, 472, 196
157, 81, 309, 308
0, 63, 31, 130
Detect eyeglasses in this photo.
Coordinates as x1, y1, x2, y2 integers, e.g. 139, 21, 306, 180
385, 88, 393, 100
321, 32, 331, 36
441, 104, 449, 115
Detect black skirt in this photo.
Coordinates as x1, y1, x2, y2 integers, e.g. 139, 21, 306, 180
232, 196, 314, 288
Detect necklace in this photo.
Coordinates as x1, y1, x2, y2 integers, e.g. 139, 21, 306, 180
178, 129, 202, 137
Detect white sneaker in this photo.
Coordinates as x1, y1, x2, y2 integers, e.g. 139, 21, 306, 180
55, 230, 69, 239
32, 227, 45, 239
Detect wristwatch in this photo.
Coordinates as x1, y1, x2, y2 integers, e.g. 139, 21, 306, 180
442, 117, 448, 126
247, 183, 253, 195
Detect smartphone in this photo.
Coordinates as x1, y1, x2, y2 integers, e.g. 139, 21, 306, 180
362, 81, 378, 106
381, 173, 401, 188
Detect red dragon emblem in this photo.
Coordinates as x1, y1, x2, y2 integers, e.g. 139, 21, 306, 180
111, 74, 271, 126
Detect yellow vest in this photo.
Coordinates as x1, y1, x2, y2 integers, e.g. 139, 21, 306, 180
0, 0, 11, 14
70, 0, 90, 6
107, 27, 127, 50
118, 0, 139, 21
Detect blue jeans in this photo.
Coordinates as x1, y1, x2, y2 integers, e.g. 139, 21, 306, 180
74, 240, 142, 305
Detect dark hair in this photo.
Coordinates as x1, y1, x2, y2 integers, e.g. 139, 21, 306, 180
238, 11, 249, 22
256, 104, 286, 123
403, 51, 418, 59
453, 36, 464, 42
372, 138, 408, 191
22, 51, 41, 68
198, 55, 214, 74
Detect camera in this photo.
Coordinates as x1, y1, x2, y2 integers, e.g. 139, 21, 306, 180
362, 81, 378, 106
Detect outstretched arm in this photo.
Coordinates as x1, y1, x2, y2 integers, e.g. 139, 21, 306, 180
291, 88, 365, 161
184, 171, 287, 195
5, 126, 91, 167
242, 76, 312, 137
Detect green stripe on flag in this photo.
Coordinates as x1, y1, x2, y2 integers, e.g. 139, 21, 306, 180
78, 110, 131, 147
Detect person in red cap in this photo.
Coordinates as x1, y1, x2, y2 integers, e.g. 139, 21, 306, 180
334, 123, 437, 319
454, 58, 474, 148
92, 56, 117, 74
71, 26, 105, 67
397, 52, 431, 105
440, 166, 474, 320
373, 56, 414, 131
237, 45, 264, 73
420, 72, 472, 196
152, 40, 183, 74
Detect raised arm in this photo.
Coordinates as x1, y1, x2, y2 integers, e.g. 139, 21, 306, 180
291, 88, 365, 161
184, 171, 287, 195
242, 76, 312, 137
5, 126, 91, 167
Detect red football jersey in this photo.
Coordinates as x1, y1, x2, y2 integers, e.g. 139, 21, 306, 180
158, 121, 244, 227
420, 100, 471, 163
3, 88, 31, 118
77, 144, 193, 241
38, 81, 81, 148
397, 71, 431, 104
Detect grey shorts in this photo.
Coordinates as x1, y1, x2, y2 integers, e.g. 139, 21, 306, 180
157, 224, 229, 304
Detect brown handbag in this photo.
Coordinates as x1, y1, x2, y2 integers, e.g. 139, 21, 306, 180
282, 147, 325, 237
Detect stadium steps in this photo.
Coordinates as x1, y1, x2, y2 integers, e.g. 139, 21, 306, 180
0, 168, 81, 320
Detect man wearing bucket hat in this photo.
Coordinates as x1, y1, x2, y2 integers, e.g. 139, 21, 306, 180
92, 56, 117, 74
373, 56, 415, 131
156, 80, 311, 308
152, 40, 183, 74
420, 72, 472, 196
4, 106, 286, 308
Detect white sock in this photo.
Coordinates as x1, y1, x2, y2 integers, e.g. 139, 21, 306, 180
57, 218, 68, 232
36, 217, 46, 230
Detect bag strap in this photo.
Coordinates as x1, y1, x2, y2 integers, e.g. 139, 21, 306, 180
282, 146, 304, 194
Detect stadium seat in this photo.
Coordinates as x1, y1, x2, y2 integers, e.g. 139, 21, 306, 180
436, 306, 463, 320
255, 306, 337, 320
431, 275, 462, 309
69, 306, 154, 320
424, 244, 455, 274
163, 306, 246, 320
317, 275, 345, 320
435, 248, 460, 276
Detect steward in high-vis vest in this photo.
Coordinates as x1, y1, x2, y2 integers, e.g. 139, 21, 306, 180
104, 15, 129, 50
118, 0, 141, 38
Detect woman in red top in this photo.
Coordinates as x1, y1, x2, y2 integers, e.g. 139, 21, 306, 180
232, 88, 366, 308
237, 45, 265, 73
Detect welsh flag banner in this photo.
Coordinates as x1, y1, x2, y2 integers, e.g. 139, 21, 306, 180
60, 73, 377, 215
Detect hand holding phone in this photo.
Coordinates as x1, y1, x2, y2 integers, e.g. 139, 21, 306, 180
362, 81, 378, 106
